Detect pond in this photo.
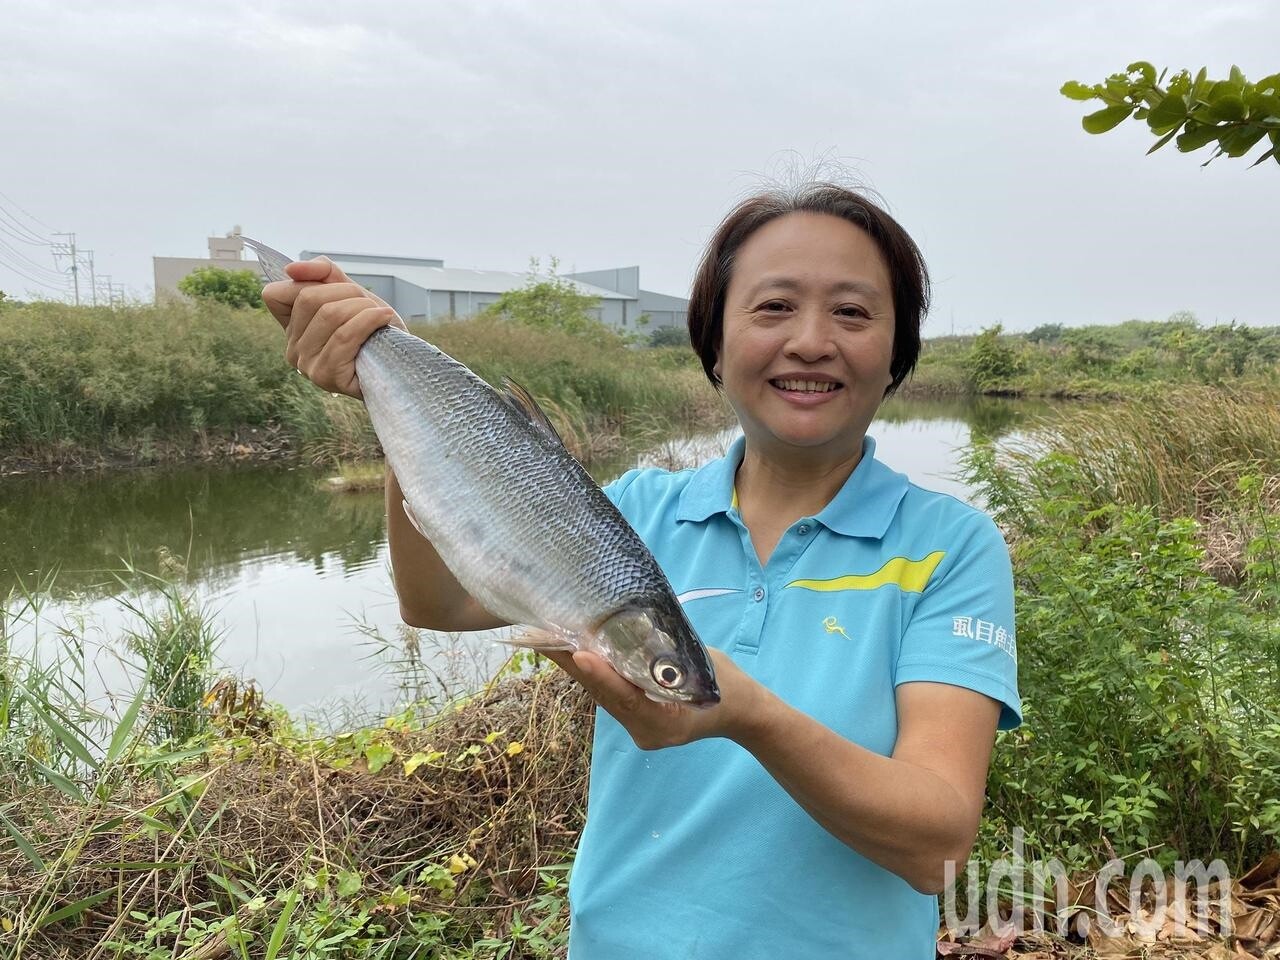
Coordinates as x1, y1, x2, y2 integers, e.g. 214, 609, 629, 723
0, 395, 1052, 722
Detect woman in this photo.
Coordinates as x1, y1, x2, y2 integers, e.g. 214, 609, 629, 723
263, 183, 1021, 959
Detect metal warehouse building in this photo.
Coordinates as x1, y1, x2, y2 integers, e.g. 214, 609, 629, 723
154, 233, 688, 331
301, 251, 687, 331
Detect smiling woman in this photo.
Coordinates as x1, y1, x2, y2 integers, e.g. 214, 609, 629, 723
264, 180, 1019, 960
559, 184, 1019, 960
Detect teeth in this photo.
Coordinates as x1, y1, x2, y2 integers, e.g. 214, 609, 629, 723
774, 379, 838, 393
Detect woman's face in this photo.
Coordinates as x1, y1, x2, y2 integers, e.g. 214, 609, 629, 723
715, 212, 896, 462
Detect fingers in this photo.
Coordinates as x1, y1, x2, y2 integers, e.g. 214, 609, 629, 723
286, 256, 352, 285
290, 291, 378, 366
261, 257, 392, 332
308, 305, 399, 397
554, 650, 650, 715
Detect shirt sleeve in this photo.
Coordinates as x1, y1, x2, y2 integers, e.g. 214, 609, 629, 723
600, 468, 645, 517
894, 512, 1022, 730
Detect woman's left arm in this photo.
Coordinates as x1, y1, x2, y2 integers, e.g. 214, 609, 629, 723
733, 673, 1000, 895
549, 648, 1001, 895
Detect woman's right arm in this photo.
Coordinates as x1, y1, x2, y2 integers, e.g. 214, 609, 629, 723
261, 256, 508, 633
385, 466, 509, 630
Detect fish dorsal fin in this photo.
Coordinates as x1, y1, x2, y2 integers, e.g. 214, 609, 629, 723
501, 377, 566, 448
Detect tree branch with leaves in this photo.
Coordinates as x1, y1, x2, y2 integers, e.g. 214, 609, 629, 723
1062, 63, 1279, 168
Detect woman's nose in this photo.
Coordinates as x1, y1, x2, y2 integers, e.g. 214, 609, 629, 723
785, 312, 836, 361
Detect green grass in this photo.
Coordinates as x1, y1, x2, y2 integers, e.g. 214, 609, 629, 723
0, 301, 724, 471
960, 387, 1280, 899
0, 574, 581, 959
905, 315, 1280, 399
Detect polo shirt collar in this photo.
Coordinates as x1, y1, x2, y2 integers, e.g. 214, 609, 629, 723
676, 433, 909, 541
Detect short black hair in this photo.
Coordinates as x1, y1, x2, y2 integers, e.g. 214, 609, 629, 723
686, 183, 929, 397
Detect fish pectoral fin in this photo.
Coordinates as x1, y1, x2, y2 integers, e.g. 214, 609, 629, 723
496, 628, 578, 652
401, 499, 429, 538
500, 378, 568, 449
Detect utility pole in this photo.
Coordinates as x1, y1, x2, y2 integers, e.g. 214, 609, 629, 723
52, 232, 79, 305
82, 250, 96, 306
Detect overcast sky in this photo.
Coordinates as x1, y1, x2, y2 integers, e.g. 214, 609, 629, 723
1, 0, 1276, 332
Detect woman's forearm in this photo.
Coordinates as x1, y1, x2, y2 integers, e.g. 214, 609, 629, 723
385, 466, 508, 631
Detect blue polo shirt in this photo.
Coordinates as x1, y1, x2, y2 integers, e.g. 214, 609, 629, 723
567, 434, 1021, 959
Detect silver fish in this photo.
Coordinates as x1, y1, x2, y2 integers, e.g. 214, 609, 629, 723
246, 237, 718, 705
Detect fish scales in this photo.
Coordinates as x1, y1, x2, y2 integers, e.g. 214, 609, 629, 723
356, 326, 660, 634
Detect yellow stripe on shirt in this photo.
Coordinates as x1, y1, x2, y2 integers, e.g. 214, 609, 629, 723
785, 551, 945, 594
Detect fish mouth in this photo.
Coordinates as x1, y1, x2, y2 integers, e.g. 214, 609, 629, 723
646, 684, 720, 707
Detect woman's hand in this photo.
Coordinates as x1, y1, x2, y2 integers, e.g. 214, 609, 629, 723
545, 648, 769, 750
261, 257, 406, 399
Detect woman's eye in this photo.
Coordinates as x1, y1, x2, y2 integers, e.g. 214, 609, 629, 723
837, 306, 867, 319
760, 301, 788, 312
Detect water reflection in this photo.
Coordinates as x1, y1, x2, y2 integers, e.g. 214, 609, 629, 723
0, 464, 386, 599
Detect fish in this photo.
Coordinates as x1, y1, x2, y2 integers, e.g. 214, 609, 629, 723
245, 237, 719, 705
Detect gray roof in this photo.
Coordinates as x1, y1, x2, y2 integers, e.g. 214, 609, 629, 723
319, 254, 633, 301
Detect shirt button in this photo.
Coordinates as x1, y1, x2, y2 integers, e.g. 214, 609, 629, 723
753, 587, 765, 602
797, 524, 810, 535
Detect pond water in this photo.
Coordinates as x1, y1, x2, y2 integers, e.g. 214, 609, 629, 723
0, 396, 1051, 721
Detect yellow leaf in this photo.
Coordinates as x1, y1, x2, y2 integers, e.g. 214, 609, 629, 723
483, 731, 501, 744
448, 854, 471, 875
2, 916, 13, 933
403, 752, 430, 776
506, 741, 524, 757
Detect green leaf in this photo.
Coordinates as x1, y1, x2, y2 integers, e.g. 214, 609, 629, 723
1218, 125, 1267, 158
14, 681, 98, 770
35, 889, 112, 930
0, 807, 45, 871
1205, 94, 1246, 122
1061, 80, 1098, 102
1127, 61, 1156, 85
32, 760, 85, 803
1082, 104, 1133, 134
264, 888, 300, 960
1248, 143, 1279, 168
364, 741, 394, 775
1146, 128, 1180, 155
1176, 123, 1222, 152
336, 869, 363, 898
1248, 93, 1280, 119
106, 677, 148, 767
1145, 94, 1189, 133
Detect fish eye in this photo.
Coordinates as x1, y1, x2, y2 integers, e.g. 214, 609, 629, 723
651, 658, 685, 689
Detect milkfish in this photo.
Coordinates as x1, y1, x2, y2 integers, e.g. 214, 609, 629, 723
246, 237, 718, 705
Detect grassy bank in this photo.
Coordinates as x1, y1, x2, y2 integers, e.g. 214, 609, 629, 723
0, 300, 724, 473
904, 315, 1280, 399
957, 385, 1280, 933
4, 381, 1279, 955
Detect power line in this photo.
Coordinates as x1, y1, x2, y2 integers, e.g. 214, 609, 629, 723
0, 249, 66, 291
0, 202, 54, 247
0, 236, 65, 282
0, 189, 58, 232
